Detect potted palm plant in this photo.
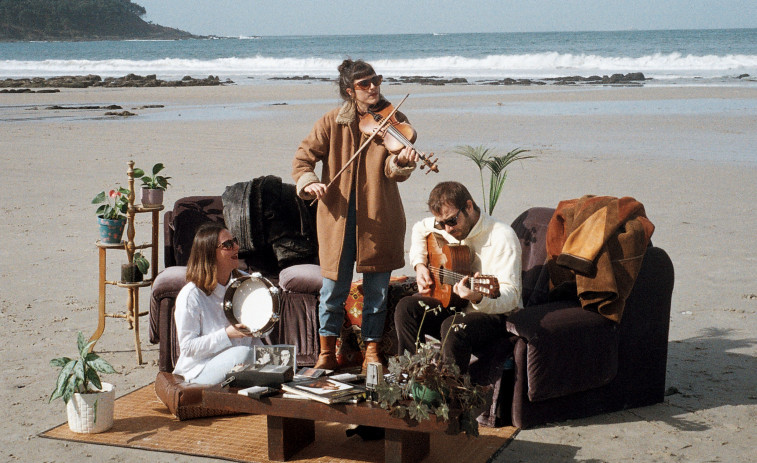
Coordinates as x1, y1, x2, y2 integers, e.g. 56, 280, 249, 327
120, 251, 150, 283
49, 332, 118, 433
454, 145, 534, 215
133, 163, 171, 206
92, 187, 129, 244
376, 302, 489, 437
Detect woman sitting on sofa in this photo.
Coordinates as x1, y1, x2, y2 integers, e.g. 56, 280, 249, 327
172, 222, 262, 384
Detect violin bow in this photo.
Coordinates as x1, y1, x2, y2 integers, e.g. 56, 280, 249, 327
310, 94, 410, 205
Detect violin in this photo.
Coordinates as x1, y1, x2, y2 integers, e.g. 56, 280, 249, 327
310, 94, 436, 205
358, 101, 439, 173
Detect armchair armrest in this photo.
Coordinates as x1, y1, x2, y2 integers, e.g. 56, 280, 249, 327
149, 266, 188, 372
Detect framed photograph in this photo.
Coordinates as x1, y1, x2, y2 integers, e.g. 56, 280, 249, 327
254, 344, 297, 369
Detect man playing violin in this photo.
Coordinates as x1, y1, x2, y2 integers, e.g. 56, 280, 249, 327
292, 59, 420, 373
394, 181, 523, 374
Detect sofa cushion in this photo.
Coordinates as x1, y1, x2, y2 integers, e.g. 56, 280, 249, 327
278, 264, 322, 293
506, 301, 620, 402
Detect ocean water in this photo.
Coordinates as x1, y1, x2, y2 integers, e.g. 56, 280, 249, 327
1, 28, 756, 85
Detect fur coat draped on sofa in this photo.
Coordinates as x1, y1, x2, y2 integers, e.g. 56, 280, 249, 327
546, 195, 655, 322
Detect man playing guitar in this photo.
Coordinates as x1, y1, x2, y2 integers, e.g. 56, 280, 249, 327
394, 181, 523, 374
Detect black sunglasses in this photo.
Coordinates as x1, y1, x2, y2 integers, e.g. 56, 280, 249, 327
354, 75, 383, 90
218, 237, 239, 250
434, 208, 462, 230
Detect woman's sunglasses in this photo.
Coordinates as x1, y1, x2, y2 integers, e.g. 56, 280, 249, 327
218, 237, 239, 250
434, 209, 462, 230
354, 75, 383, 90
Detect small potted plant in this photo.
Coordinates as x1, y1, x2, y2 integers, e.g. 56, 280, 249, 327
92, 187, 129, 244
49, 332, 118, 433
120, 251, 150, 283
133, 163, 171, 206
375, 302, 489, 437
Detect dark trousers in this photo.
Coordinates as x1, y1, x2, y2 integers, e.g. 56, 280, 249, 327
394, 294, 508, 374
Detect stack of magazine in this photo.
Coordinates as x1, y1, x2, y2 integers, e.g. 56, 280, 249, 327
281, 376, 366, 404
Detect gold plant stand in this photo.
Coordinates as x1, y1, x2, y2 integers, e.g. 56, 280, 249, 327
89, 161, 163, 364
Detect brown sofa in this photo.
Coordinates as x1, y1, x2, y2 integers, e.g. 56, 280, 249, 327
149, 194, 322, 419
149, 195, 321, 373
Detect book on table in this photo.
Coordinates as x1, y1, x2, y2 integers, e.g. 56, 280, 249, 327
281, 377, 366, 404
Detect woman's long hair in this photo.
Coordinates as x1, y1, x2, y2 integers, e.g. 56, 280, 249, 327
185, 222, 225, 295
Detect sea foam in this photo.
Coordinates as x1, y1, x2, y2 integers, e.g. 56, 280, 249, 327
2, 52, 756, 81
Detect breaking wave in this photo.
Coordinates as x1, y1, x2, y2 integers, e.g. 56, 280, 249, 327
2, 52, 756, 81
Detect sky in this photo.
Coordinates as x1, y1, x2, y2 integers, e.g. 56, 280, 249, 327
135, 0, 757, 37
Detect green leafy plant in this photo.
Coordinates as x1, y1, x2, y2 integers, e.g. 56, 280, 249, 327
92, 187, 129, 220
454, 145, 534, 215
376, 302, 489, 437
49, 332, 117, 405
133, 252, 150, 275
134, 163, 171, 190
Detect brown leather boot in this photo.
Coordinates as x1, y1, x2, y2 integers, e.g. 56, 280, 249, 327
314, 335, 339, 371
361, 341, 386, 374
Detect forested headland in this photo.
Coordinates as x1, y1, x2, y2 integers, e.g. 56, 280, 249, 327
0, 0, 198, 41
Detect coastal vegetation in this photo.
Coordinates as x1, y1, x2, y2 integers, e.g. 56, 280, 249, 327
0, 0, 196, 41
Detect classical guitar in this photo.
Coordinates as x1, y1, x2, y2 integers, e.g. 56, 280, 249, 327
425, 233, 500, 308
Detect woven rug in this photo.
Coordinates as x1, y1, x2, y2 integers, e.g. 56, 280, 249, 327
41, 384, 518, 463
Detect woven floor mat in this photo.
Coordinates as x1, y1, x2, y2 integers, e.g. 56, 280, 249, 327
41, 383, 518, 463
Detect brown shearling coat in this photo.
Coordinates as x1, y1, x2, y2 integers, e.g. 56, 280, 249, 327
546, 195, 655, 323
292, 100, 417, 280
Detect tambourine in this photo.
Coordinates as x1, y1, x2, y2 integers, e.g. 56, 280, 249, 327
223, 272, 280, 337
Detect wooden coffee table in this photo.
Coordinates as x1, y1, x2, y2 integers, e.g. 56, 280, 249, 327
202, 388, 456, 463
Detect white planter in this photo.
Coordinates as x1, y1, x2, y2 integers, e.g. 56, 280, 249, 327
66, 382, 115, 433
140, 187, 164, 206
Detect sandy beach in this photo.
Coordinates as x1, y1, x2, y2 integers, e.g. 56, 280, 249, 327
1, 82, 756, 462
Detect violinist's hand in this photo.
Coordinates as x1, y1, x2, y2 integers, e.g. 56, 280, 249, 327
304, 182, 327, 200
415, 263, 433, 296
396, 147, 419, 167
455, 272, 483, 304
226, 324, 251, 339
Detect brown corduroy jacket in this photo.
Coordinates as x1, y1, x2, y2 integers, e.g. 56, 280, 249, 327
546, 195, 655, 323
292, 100, 417, 280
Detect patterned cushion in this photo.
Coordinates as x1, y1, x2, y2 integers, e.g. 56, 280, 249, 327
336, 276, 418, 366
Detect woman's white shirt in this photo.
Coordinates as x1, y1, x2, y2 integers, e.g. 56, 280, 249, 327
172, 279, 262, 381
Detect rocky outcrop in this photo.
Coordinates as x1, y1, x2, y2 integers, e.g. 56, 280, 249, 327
0, 74, 232, 89
546, 73, 647, 85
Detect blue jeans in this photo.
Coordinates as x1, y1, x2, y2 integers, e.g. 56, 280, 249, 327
319, 192, 390, 342
189, 345, 255, 385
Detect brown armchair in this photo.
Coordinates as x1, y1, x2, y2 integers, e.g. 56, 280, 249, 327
473, 207, 674, 429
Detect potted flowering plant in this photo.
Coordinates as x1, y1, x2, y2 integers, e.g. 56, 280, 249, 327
133, 163, 171, 206
49, 332, 117, 433
92, 187, 129, 244
375, 302, 489, 437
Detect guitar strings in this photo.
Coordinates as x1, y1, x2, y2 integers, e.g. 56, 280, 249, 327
428, 265, 467, 285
